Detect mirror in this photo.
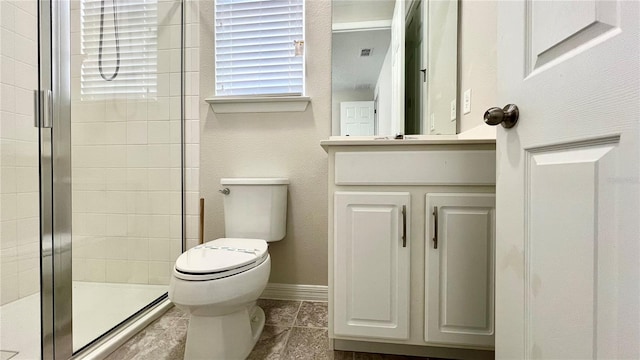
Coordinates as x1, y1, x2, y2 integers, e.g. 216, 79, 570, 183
331, 0, 458, 136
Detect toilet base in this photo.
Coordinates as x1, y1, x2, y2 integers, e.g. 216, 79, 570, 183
184, 305, 265, 360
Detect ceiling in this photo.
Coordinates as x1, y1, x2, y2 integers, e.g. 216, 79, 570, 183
331, 29, 391, 94
331, 0, 395, 94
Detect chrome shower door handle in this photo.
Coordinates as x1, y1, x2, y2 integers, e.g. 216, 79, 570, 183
33, 90, 40, 127
34, 89, 53, 128
42, 89, 52, 128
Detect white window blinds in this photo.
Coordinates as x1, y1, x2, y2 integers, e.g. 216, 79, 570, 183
81, 0, 158, 100
215, 0, 304, 97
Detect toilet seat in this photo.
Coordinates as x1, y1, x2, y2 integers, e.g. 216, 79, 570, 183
174, 238, 268, 281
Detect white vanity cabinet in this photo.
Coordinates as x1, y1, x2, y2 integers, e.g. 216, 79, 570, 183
334, 192, 411, 340
425, 193, 495, 348
323, 139, 497, 359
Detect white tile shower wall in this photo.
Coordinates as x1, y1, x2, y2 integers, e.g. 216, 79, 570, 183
70, 0, 183, 285
184, 0, 200, 251
0, 1, 40, 305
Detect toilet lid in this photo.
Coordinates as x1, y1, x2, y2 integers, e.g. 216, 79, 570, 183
174, 238, 268, 278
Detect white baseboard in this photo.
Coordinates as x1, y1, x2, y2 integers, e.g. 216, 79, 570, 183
260, 283, 328, 302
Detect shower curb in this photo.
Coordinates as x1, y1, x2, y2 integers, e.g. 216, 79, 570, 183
72, 299, 173, 360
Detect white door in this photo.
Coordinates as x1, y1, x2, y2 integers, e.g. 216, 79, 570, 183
340, 101, 375, 136
425, 193, 495, 348
334, 192, 410, 340
495, 1, 639, 359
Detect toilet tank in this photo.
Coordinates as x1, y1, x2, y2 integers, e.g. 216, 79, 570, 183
220, 178, 289, 242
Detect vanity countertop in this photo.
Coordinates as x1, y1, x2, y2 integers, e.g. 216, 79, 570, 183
321, 125, 497, 149
320, 136, 495, 147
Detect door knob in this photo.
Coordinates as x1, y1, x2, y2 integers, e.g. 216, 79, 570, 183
484, 104, 519, 128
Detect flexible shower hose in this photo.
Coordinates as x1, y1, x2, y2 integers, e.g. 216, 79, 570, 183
98, 0, 120, 81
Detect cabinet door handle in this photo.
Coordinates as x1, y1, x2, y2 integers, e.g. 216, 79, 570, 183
432, 206, 438, 249
401, 205, 407, 247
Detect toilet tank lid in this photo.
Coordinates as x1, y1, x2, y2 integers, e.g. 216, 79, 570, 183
220, 178, 289, 185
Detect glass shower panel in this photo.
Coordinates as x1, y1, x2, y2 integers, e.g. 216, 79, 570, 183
69, 0, 183, 351
0, 1, 42, 359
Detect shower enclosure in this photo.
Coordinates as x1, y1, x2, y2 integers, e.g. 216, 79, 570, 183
0, 0, 184, 358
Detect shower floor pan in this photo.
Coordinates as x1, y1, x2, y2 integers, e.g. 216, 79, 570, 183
0, 282, 166, 359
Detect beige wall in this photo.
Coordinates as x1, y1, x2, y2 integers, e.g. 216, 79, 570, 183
427, 0, 458, 134
375, 47, 393, 136
195, 0, 496, 287
198, 0, 332, 286
458, 0, 497, 132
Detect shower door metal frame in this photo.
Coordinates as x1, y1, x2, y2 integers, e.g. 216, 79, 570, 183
39, 0, 73, 358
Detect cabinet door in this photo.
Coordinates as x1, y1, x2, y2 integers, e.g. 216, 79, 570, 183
425, 193, 495, 348
334, 192, 410, 340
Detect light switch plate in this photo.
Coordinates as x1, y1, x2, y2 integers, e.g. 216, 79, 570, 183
463, 89, 471, 114
450, 100, 457, 121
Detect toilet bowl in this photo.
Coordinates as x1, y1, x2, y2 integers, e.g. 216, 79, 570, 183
168, 178, 288, 359
169, 238, 271, 359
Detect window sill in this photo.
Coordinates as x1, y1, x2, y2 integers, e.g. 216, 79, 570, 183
205, 96, 311, 113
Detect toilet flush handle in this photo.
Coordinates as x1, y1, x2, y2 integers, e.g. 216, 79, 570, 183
218, 188, 230, 195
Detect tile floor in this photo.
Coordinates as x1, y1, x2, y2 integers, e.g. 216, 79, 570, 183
106, 299, 429, 360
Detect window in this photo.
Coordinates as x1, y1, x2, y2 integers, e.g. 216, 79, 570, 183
214, 0, 304, 97
81, 0, 158, 100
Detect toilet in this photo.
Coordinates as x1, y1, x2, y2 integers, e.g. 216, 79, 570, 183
168, 178, 288, 359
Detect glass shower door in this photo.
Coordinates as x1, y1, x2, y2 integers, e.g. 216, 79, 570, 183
1, 0, 75, 358
1, 0, 184, 357
3, 0, 184, 357
68, 0, 184, 352
0, 1, 45, 359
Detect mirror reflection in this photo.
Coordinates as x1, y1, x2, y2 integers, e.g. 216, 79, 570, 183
331, 0, 458, 136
